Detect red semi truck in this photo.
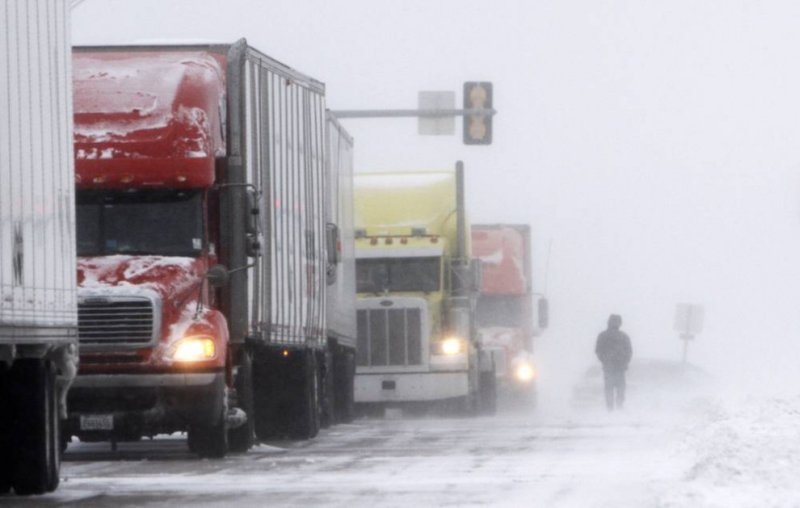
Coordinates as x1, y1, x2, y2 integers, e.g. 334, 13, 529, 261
471, 224, 546, 403
65, 40, 356, 457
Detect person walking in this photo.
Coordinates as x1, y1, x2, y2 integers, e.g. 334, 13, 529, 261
595, 314, 632, 411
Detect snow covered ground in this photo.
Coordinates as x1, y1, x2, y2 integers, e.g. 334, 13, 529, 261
662, 395, 800, 508
5, 369, 800, 507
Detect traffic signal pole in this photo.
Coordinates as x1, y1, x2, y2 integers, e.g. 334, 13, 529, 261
331, 82, 495, 144
330, 108, 496, 119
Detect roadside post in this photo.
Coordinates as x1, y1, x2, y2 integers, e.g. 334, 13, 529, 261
674, 303, 705, 365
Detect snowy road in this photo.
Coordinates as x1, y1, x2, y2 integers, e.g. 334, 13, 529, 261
5, 393, 800, 507
6, 407, 685, 507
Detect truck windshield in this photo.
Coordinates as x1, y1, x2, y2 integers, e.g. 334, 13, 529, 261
77, 190, 204, 257
356, 257, 440, 293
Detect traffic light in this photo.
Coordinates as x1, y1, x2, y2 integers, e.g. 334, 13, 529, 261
463, 81, 493, 145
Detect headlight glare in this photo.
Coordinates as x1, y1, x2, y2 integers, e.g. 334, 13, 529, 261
171, 336, 216, 362
514, 363, 535, 383
436, 337, 463, 356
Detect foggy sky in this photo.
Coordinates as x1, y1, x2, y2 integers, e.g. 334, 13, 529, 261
72, 1, 800, 393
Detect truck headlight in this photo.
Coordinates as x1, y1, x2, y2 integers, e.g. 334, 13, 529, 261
170, 336, 216, 362
514, 363, 535, 383
433, 337, 464, 356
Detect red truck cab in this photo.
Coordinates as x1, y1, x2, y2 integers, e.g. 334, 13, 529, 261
67, 50, 232, 455
472, 224, 544, 403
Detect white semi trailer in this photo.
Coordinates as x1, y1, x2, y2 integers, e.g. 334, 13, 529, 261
0, 0, 78, 495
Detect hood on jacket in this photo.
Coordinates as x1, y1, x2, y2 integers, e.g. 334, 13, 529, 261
607, 314, 622, 330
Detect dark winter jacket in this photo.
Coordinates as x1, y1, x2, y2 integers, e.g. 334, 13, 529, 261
595, 324, 632, 371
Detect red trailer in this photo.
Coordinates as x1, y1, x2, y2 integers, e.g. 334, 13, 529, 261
472, 224, 545, 403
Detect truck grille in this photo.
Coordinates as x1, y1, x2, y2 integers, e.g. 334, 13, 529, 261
356, 307, 423, 367
78, 298, 156, 347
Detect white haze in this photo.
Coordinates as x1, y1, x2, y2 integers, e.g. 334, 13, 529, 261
72, 0, 800, 399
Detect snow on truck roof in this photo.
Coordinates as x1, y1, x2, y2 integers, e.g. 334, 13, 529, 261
354, 171, 460, 240
73, 50, 224, 137
472, 225, 529, 296
355, 171, 453, 190
73, 50, 226, 189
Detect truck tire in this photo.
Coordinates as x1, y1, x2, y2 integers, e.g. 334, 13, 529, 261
251, 347, 320, 440
320, 349, 334, 428
228, 351, 255, 453
288, 350, 320, 440
452, 393, 476, 416
252, 347, 281, 440
188, 412, 228, 458
46, 368, 62, 492
188, 388, 228, 459
0, 365, 11, 494
10, 359, 56, 495
333, 347, 355, 423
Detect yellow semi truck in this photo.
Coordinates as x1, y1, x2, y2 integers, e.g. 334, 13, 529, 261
353, 163, 495, 413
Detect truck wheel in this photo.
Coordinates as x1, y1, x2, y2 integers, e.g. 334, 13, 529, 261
333, 348, 355, 423
228, 351, 255, 453
46, 368, 62, 492
10, 359, 56, 495
188, 410, 228, 459
478, 370, 497, 415
320, 350, 334, 428
188, 386, 228, 459
0, 365, 11, 494
288, 350, 320, 440
252, 348, 284, 440
451, 393, 476, 416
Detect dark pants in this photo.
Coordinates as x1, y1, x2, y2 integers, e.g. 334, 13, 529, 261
602, 368, 626, 411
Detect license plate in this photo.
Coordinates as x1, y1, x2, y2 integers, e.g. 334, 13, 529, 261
80, 414, 114, 431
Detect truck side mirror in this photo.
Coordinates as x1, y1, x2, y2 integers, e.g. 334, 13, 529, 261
537, 297, 549, 329
245, 189, 260, 235
245, 188, 261, 258
325, 223, 340, 285
207, 264, 229, 288
246, 237, 261, 258
326, 223, 341, 264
